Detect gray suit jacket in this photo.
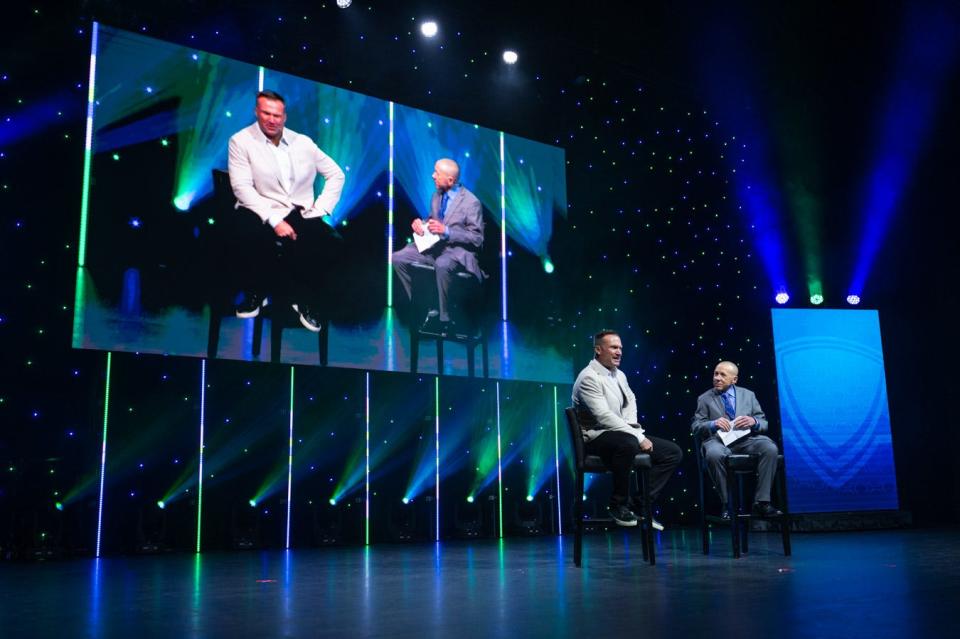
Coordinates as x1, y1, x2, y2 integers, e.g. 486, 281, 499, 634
228, 123, 345, 225
691, 385, 768, 442
428, 186, 485, 280
572, 359, 646, 444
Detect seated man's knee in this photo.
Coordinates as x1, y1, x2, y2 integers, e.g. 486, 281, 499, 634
704, 447, 728, 465
434, 255, 458, 274
757, 437, 779, 457
668, 441, 684, 464
615, 435, 641, 456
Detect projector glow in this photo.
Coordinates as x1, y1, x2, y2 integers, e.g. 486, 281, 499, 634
420, 21, 438, 38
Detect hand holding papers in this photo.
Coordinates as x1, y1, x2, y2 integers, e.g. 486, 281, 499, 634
413, 226, 441, 253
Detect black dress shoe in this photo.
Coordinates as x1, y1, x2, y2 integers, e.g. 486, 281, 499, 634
421, 310, 442, 332
752, 502, 783, 517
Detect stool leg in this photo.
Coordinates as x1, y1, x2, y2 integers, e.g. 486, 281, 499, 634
574, 471, 584, 567
778, 461, 792, 556
436, 338, 444, 375
410, 329, 419, 373
728, 463, 740, 559
740, 477, 749, 554
643, 468, 655, 565
699, 463, 709, 555
271, 321, 282, 363
318, 319, 329, 366
208, 310, 221, 358
481, 333, 489, 378
252, 316, 264, 358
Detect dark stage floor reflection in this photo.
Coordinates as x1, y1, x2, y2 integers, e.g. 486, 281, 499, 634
3, 528, 958, 638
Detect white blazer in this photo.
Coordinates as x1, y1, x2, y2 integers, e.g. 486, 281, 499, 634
572, 359, 646, 444
227, 123, 345, 225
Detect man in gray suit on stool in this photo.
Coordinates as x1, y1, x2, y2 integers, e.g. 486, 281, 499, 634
392, 158, 484, 333
691, 361, 782, 519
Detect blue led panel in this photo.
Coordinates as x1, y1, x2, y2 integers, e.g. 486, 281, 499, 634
771, 309, 899, 513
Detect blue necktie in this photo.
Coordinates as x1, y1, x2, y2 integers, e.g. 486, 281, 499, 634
721, 392, 736, 420
438, 192, 449, 220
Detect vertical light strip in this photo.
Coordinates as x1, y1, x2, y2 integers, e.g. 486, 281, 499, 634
94, 351, 112, 558
364, 371, 371, 546
387, 102, 395, 307
285, 366, 295, 549
495, 381, 503, 538
258, 66, 264, 92
195, 359, 207, 553
553, 386, 562, 536
434, 376, 440, 542
499, 131, 507, 321
77, 22, 99, 267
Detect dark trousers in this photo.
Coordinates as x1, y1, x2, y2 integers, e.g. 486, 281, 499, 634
584, 431, 683, 507
230, 207, 336, 307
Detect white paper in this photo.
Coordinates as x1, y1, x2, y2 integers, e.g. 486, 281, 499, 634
413, 228, 441, 253
718, 428, 751, 447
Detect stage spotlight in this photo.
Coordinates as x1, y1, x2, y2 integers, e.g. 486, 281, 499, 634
248, 499, 257, 507
810, 294, 824, 305
421, 21, 438, 38
466, 495, 474, 503
847, 294, 861, 305
328, 497, 337, 506
775, 292, 790, 305
542, 257, 554, 274
54, 501, 63, 512
502, 50, 519, 64
336, 0, 352, 7
526, 495, 534, 502
402, 497, 410, 504
173, 193, 193, 211
156, 500, 165, 510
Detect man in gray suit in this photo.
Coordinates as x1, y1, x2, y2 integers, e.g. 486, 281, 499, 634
227, 90, 345, 331
691, 361, 783, 518
392, 158, 484, 333
572, 330, 682, 528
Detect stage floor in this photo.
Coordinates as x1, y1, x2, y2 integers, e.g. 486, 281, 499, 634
3, 528, 958, 638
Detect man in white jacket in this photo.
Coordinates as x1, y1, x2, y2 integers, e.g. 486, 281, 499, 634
227, 90, 345, 331
572, 330, 682, 527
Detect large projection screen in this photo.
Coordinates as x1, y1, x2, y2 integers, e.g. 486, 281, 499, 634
72, 24, 569, 383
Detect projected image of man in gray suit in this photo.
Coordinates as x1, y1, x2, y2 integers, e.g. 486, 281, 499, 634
392, 158, 485, 333
691, 361, 783, 519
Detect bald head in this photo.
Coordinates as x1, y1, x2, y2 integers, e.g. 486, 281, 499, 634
432, 158, 460, 192
712, 361, 739, 393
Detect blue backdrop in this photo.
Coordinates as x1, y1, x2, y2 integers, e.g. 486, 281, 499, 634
771, 309, 899, 513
